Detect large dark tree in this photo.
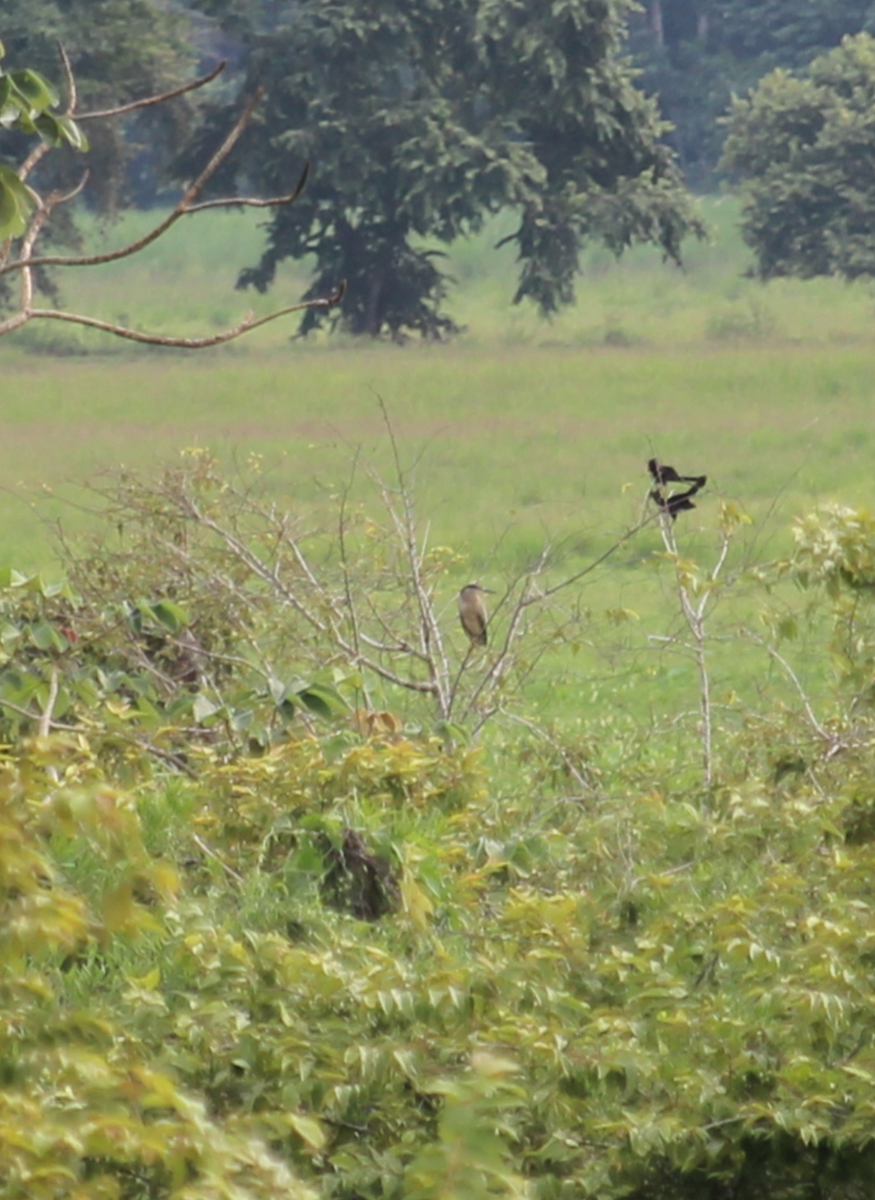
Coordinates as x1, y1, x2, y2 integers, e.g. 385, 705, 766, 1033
186, 0, 705, 339
720, 32, 875, 282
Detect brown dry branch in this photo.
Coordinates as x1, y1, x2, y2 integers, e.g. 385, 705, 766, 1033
0, 54, 343, 344
653, 505, 733, 790
62, 432, 660, 744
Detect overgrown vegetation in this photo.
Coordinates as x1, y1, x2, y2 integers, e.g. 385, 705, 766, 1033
8, 6, 875, 1192
7, 445, 875, 1198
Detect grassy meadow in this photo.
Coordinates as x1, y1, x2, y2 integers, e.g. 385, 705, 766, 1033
3, 195, 875, 736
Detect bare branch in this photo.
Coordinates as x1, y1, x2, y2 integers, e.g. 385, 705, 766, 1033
57, 42, 77, 115
20, 284, 345, 349
75, 60, 227, 122
743, 630, 834, 745
374, 396, 451, 715
499, 709, 594, 795
187, 161, 310, 213
38, 664, 60, 741
192, 833, 245, 883
0, 51, 342, 348
537, 513, 656, 602
654, 507, 727, 790
0, 90, 289, 279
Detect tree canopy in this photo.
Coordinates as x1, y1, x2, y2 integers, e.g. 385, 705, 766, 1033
720, 32, 875, 281
185, 0, 705, 339
630, 0, 875, 184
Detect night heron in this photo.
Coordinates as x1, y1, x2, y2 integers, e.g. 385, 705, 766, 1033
458, 583, 494, 647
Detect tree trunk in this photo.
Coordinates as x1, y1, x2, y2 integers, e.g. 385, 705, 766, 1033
650, 0, 664, 46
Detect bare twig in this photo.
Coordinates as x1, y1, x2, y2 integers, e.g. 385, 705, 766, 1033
743, 630, 835, 747
76, 60, 227, 122
13, 285, 345, 349
62, 435, 657, 738
654, 506, 734, 791
0, 51, 343, 346
500, 709, 594, 795
374, 396, 452, 715
192, 833, 245, 884
38, 664, 60, 741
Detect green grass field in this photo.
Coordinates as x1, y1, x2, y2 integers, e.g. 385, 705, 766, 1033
2, 196, 874, 732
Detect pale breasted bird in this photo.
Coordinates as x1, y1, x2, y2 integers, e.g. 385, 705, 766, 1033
458, 583, 494, 647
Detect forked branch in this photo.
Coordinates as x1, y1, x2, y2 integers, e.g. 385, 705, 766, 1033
0, 53, 343, 345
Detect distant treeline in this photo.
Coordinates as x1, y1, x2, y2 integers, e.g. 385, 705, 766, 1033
6, 1, 872, 200
629, 0, 875, 185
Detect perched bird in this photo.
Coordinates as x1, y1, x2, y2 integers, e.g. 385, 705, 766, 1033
458, 583, 494, 646
648, 457, 707, 490
650, 486, 699, 520
648, 457, 707, 522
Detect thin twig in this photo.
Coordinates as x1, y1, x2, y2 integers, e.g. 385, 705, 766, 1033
38, 664, 60, 740
75, 60, 227, 122
17, 287, 344, 349
500, 709, 593, 794
192, 833, 244, 884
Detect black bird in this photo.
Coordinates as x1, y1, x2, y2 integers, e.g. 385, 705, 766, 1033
648, 458, 707, 490
650, 486, 700, 521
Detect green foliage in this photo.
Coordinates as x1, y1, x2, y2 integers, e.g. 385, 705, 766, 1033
711, 0, 875, 65
403, 1054, 530, 1199
8, 456, 875, 1197
12, 709, 875, 1199
1, 0, 197, 211
721, 33, 875, 281
0, 760, 314, 1200
782, 502, 875, 705
629, 0, 875, 186
188, 0, 704, 338
0, 562, 351, 769
0, 41, 87, 238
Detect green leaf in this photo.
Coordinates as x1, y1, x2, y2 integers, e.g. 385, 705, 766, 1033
55, 112, 88, 152
9, 68, 59, 111
0, 164, 35, 239
296, 681, 349, 719
193, 693, 221, 723
33, 111, 68, 147
28, 622, 66, 652
150, 600, 189, 634
287, 1112, 327, 1152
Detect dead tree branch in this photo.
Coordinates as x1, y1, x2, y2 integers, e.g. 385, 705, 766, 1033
0, 54, 343, 345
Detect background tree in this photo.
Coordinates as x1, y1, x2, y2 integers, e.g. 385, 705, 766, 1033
630, 0, 875, 185
0, 0, 199, 212
185, 0, 705, 339
720, 33, 875, 281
